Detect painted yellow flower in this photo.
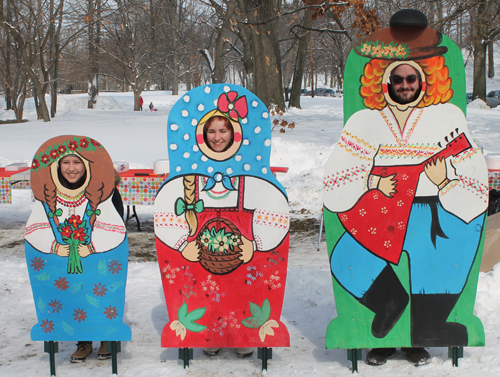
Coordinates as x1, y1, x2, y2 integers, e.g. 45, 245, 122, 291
170, 320, 187, 340
259, 319, 279, 342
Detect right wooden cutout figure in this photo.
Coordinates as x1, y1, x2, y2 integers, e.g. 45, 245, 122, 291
323, 9, 488, 358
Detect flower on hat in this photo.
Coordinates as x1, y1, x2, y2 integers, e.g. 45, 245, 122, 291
217, 91, 248, 121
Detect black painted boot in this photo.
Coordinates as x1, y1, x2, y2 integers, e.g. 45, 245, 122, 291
410, 293, 468, 347
359, 265, 409, 338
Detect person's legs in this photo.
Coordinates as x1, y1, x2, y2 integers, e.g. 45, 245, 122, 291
70, 341, 92, 363
401, 347, 431, 366
366, 348, 396, 366
98, 341, 111, 360
203, 348, 219, 356
236, 348, 253, 357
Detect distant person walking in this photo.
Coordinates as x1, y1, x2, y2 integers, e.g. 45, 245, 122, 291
139, 96, 144, 111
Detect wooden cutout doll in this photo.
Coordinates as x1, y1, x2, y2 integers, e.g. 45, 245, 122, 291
323, 9, 488, 363
154, 84, 290, 353
24, 135, 131, 361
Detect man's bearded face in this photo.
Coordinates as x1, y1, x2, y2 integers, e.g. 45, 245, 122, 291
389, 64, 422, 104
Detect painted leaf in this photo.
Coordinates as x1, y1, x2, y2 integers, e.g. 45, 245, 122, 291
86, 294, 99, 307
241, 299, 271, 329
70, 282, 84, 294
178, 302, 188, 319
98, 259, 107, 275
36, 297, 46, 312
185, 307, 206, 323
35, 272, 50, 281
62, 322, 75, 336
109, 281, 124, 292
178, 303, 207, 333
249, 301, 263, 318
105, 327, 118, 335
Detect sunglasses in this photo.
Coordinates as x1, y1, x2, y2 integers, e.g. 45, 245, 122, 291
391, 74, 419, 84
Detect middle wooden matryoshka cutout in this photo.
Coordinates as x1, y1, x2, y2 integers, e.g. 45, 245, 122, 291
154, 84, 290, 349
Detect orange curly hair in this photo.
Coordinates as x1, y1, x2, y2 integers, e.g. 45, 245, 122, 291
360, 56, 453, 110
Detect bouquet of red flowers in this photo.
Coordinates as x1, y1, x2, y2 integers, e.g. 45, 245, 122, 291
58, 215, 88, 274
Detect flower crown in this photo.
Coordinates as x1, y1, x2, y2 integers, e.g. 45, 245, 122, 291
31, 136, 102, 171
356, 40, 411, 60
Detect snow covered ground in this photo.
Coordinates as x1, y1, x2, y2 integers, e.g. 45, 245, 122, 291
2, 90, 500, 376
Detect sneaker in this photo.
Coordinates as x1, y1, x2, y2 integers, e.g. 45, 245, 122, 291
203, 348, 220, 356
402, 347, 431, 366
366, 348, 396, 366
98, 341, 112, 360
236, 347, 253, 358
70, 341, 92, 363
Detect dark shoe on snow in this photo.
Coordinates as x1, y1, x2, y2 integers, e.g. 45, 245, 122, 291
366, 348, 396, 366
402, 347, 431, 366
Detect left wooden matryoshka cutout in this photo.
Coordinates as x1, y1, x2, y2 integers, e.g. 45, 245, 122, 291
154, 84, 290, 354
24, 135, 131, 343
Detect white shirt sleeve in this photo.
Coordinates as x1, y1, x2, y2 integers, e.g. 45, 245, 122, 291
243, 177, 290, 252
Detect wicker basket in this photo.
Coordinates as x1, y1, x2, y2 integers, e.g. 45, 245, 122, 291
196, 217, 244, 275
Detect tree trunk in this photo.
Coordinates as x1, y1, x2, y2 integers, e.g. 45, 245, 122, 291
212, 0, 237, 83
289, 9, 313, 108
488, 41, 494, 79
473, 42, 487, 101
243, 0, 284, 110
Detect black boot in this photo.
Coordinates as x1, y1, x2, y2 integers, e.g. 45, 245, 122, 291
410, 294, 468, 347
359, 265, 409, 338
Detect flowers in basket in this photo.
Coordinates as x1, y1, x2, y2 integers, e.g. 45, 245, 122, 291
58, 215, 89, 274
199, 227, 241, 255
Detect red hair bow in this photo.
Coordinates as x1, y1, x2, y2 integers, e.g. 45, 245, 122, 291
217, 91, 248, 120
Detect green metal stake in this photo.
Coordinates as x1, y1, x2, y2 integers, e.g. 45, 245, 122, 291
108, 341, 121, 375
448, 346, 463, 367
178, 348, 193, 368
347, 349, 362, 373
257, 347, 272, 371
44, 341, 58, 376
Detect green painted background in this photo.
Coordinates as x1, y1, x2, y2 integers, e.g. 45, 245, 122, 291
324, 31, 485, 349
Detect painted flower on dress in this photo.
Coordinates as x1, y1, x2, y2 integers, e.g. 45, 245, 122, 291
41, 319, 55, 333
93, 282, 107, 297
73, 308, 87, 322
104, 305, 118, 319
108, 259, 123, 274
48, 299, 63, 313
54, 277, 69, 291
30, 256, 45, 271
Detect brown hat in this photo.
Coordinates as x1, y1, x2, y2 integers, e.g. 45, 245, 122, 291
355, 9, 448, 60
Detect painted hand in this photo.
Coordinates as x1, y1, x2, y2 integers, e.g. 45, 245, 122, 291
56, 243, 70, 257
238, 235, 254, 264
77, 244, 92, 258
182, 241, 201, 262
424, 157, 447, 186
378, 174, 398, 197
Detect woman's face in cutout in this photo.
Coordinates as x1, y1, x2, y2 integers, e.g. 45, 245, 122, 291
59, 155, 86, 184
206, 117, 233, 152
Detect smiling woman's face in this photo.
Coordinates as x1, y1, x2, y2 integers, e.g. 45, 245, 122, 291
59, 155, 86, 184
206, 117, 234, 152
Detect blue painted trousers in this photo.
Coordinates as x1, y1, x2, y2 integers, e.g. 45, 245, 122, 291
331, 201, 485, 298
